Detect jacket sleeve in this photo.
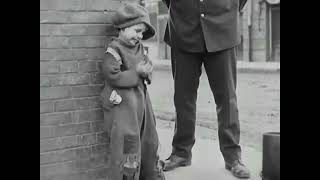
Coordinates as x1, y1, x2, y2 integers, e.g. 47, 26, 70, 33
162, 0, 170, 8
101, 52, 140, 88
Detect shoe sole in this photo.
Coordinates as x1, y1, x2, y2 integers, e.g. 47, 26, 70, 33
163, 161, 191, 172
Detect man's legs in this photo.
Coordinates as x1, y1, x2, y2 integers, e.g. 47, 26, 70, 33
203, 48, 250, 178
171, 48, 203, 158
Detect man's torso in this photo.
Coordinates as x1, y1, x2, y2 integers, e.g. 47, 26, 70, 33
164, 0, 241, 52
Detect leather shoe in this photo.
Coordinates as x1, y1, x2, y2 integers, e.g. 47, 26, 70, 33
161, 155, 191, 171
225, 160, 251, 179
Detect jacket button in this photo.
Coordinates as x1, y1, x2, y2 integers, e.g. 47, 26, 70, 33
201, 14, 204, 17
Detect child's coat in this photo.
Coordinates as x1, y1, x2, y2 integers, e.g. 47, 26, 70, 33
100, 37, 163, 180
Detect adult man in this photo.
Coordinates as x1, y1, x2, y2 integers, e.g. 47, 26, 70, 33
161, 0, 250, 178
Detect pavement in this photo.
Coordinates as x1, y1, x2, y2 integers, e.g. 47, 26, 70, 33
156, 120, 263, 180
153, 59, 280, 74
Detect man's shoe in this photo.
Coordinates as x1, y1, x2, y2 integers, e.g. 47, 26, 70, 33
161, 155, 191, 171
225, 160, 251, 179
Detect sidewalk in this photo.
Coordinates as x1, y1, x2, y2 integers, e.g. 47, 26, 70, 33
156, 120, 263, 180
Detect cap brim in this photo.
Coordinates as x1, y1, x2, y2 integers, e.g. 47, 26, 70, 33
142, 23, 156, 40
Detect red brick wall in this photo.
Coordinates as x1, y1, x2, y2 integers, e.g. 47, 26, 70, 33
40, 0, 138, 179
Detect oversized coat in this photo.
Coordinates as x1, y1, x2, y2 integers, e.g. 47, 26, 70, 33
162, 0, 248, 52
100, 37, 162, 180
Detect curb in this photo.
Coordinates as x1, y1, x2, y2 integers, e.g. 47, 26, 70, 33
153, 59, 280, 74
154, 111, 218, 130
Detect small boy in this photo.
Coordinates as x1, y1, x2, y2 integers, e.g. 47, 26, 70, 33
100, 3, 165, 180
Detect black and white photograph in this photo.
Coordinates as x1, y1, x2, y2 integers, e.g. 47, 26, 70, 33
40, 0, 280, 179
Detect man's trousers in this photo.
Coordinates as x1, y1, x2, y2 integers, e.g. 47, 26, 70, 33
170, 47, 242, 164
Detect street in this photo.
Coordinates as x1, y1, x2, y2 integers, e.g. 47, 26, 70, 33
148, 69, 280, 152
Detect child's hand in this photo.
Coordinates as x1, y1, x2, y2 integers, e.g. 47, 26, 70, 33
136, 57, 153, 84
145, 72, 152, 84
136, 61, 146, 77
136, 58, 153, 77
143, 55, 153, 75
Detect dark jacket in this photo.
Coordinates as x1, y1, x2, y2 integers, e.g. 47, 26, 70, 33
162, 0, 247, 52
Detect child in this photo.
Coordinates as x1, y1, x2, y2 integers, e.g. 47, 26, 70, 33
100, 3, 165, 180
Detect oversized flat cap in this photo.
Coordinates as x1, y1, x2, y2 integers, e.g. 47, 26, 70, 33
112, 3, 156, 40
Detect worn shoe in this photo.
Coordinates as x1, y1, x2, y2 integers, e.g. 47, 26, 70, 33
225, 160, 251, 179
140, 159, 166, 180
161, 155, 191, 171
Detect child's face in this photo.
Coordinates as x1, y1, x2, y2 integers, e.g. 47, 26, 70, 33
119, 23, 147, 46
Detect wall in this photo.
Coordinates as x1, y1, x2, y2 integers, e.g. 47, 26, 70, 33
241, 0, 269, 62
40, 0, 138, 179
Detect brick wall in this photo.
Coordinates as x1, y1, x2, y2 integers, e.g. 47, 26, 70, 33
40, 0, 138, 179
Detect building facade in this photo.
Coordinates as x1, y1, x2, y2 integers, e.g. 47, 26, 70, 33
240, 0, 280, 62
